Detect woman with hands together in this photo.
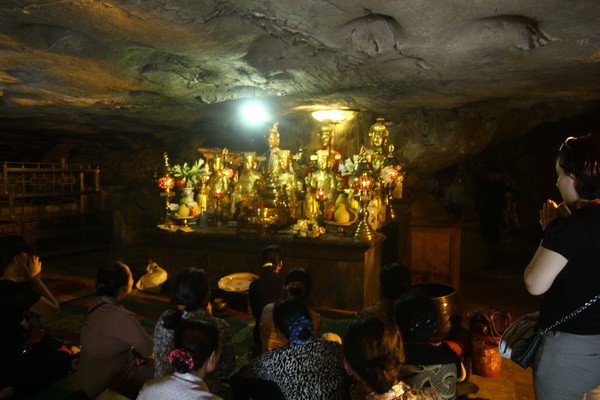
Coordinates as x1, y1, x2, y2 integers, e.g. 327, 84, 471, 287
523, 134, 600, 399
0, 235, 65, 399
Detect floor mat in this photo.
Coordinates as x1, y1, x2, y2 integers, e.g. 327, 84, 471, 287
43, 272, 96, 304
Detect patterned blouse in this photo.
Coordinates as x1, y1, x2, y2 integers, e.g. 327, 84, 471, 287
249, 337, 351, 400
364, 382, 441, 400
153, 308, 236, 393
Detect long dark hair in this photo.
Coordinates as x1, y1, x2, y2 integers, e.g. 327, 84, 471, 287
343, 316, 405, 394
163, 268, 210, 330
96, 261, 130, 297
557, 134, 600, 200
170, 319, 219, 373
284, 268, 312, 299
273, 297, 313, 341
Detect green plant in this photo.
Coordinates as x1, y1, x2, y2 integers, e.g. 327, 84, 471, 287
172, 159, 205, 187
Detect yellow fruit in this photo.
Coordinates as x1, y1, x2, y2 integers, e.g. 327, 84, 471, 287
334, 204, 350, 223
177, 204, 190, 217
335, 193, 348, 208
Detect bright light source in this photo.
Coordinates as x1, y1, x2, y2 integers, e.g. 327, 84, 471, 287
240, 102, 270, 125
311, 109, 354, 123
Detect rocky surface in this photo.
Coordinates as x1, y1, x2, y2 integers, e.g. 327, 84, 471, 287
0, 1, 598, 163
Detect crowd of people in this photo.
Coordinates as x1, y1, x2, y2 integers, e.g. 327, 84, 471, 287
1, 134, 599, 400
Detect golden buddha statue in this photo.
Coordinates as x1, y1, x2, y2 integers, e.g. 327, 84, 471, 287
206, 152, 231, 217
232, 152, 265, 215
368, 117, 389, 154
274, 150, 301, 219
305, 149, 338, 219
318, 123, 342, 173
258, 122, 281, 174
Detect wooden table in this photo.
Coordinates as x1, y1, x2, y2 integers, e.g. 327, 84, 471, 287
145, 226, 386, 313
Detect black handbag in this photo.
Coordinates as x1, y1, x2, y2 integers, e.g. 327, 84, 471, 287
500, 295, 600, 369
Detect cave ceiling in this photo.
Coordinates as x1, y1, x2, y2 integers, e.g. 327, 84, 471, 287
0, 0, 599, 170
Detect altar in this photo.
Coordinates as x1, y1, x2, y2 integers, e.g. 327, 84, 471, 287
145, 226, 385, 313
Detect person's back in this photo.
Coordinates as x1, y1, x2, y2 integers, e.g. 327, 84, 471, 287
153, 267, 235, 398
260, 268, 322, 353
139, 319, 222, 400
78, 262, 154, 399
359, 263, 411, 321
343, 315, 441, 400
239, 297, 350, 400
249, 245, 285, 351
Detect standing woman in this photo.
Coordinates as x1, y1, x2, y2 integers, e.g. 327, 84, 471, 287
78, 261, 154, 399
524, 134, 600, 398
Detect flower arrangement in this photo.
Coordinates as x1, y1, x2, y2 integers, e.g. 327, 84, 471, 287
171, 159, 205, 187
291, 219, 325, 238
338, 155, 359, 176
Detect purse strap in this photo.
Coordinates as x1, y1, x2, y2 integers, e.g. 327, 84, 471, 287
540, 294, 600, 334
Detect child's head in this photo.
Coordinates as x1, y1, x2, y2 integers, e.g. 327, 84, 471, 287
96, 261, 133, 298
343, 316, 404, 394
273, 296, 313, 343
394, 288, 438, 343
169, 319, 219, 376
261, 245, 283, 272
284, 268, 312, 299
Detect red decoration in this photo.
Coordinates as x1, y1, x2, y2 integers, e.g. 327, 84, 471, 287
353, 174, 374, 192
316, 188, 326, 201
157, 175, 174, 190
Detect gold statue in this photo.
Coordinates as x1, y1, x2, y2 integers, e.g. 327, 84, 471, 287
318, 123, 343, 172
273, 150, 301, 219
258, 122, 281, 174
232, 152, 265, 214
368, 117, 389, 153
305, 150, 338, 219
205, 151, 231, 216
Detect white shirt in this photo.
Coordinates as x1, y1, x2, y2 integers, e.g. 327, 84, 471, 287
137, 372, 223, 400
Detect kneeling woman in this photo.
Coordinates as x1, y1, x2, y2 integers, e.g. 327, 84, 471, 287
343, 316, 441, 400
78, 262, 154, 399
232, 296, 350, 400
138, 319, 222, 400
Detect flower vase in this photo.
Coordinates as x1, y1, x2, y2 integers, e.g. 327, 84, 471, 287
181, 187, 195, 203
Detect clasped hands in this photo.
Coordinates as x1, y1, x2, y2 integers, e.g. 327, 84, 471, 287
539, 199, 571, 230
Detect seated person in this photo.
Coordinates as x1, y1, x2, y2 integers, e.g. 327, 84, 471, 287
359, 262, 411, 320
138, 319, 222, 400
394, 289, 463, 399
260, 268, 322, 352
343, 315, 441, 400
153, 268, 235, 399
0, 235, 71, 399
248, 245, 285, 352
231, 297, 351, 400
78, 261, 154, 399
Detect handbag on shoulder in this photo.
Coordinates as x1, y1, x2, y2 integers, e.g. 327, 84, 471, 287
499, 295, 600, 369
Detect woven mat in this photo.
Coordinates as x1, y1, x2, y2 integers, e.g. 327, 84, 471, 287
42, 272, 96, 304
